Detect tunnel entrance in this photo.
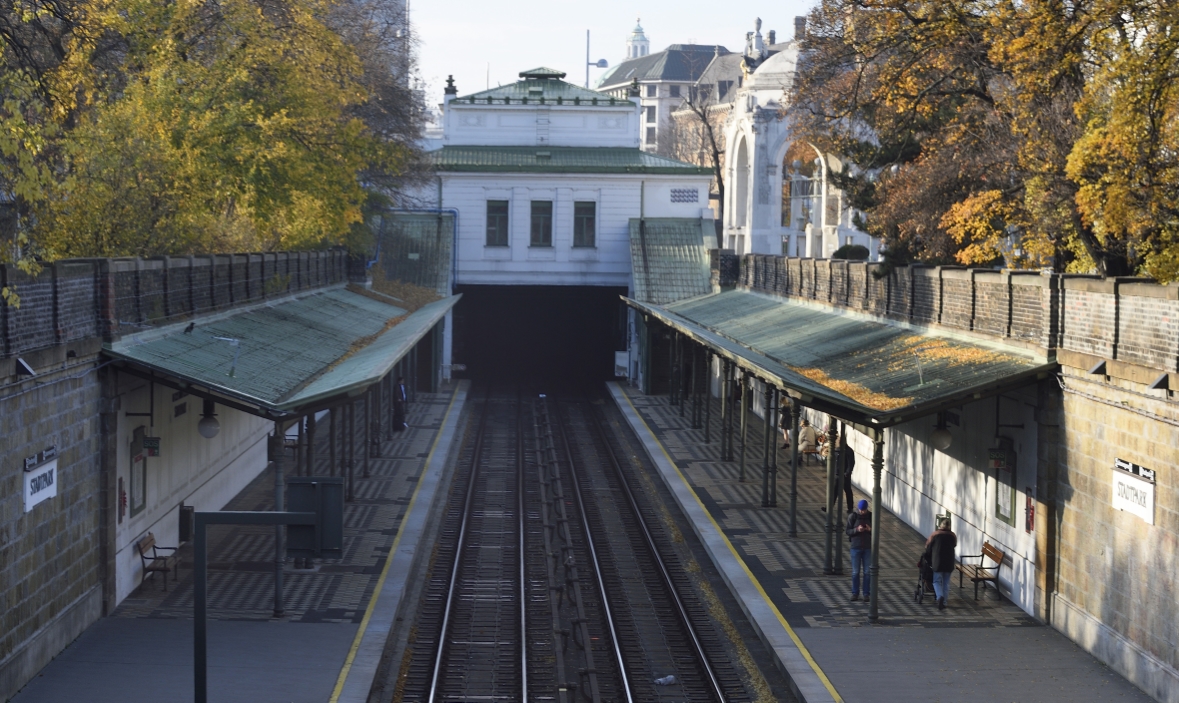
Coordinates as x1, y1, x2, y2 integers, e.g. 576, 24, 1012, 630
452, 285, 629, 388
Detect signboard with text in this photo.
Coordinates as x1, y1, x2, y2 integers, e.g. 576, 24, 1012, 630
1112, 459, 1154, 525
23, 446, 58, 512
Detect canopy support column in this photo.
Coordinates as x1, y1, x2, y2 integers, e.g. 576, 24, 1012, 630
789, 400, 801, 537
768, 388, 778, 508
761, 383, 773, 508
869, 431, 884, 623
271, 425, 285, 617
720, 361, 731, 461
833, 421, 845, 575
824, 416, 838, 573
739, 373, 749, 481
703, 352, 712, 444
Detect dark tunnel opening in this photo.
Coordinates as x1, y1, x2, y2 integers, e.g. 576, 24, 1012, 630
452, 285, 628, 390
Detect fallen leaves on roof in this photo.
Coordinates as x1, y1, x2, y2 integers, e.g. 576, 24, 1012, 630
791, 366, 913, 412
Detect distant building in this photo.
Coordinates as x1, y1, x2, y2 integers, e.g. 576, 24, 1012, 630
418, 68, 714, 380
719, 18, 878, 258
596, 22, 727, 154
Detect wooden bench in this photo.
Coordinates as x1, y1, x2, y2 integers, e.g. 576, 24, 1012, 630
956, 541, 1005, 600
137, 533, 179, 591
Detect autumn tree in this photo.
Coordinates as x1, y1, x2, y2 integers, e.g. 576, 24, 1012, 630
0, 0, 426, 302
792, 0, 1179, 280
671, 83, 730, 223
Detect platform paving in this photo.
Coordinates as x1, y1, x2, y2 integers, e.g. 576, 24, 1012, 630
10, 382, 468, 703
610, 382, 1155, 703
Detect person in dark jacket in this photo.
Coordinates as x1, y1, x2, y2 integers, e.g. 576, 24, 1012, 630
924, 517, 957, 610
846, 500, 872, 600
841, 447, 856, 512
392, 376, 408, 432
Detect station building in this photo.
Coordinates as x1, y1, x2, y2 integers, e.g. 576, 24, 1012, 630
625, 250, 1178, 702
416, 68, 714, 383
0, 253, 455, 699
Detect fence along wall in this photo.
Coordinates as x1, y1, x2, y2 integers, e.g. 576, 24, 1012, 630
724, 252, 1179, 702
0, 249, 349, 702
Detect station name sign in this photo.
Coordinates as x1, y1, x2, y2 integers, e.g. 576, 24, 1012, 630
1112, 458, 1154, 525
23, 445, 59, 513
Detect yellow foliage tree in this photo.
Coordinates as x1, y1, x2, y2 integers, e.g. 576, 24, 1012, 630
1, 0, 419, 292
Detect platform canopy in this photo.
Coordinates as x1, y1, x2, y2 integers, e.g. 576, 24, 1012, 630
105, 286, 459, 418
628, 289, 1057, 427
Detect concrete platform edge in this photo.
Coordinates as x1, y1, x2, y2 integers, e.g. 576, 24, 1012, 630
332, 381, 470, 703
606, 383, 840, 703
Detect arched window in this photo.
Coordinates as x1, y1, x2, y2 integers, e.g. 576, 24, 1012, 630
734, 137, 750, 228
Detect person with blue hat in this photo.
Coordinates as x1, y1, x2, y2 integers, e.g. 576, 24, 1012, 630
846, 499, 872, 600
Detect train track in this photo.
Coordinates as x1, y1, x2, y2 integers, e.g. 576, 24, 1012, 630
397, 386, 752, 702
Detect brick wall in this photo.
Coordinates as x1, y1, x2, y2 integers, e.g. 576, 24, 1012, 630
1116, 283, 1179, 372
0, 353, 104, 695
973, 271, 1009, 337
1055, 371, 1179, 688
911, 267, 939, 324
0, 250, 347, 356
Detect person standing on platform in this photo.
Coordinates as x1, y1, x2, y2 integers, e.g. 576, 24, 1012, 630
392, 376, 408, 432
924, 517, 957, 610
847, 499, 872, 601
842, 446, 856, 513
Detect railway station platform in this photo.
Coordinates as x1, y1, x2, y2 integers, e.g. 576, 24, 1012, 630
609, 383, 1155, 703
9, 382, 469, 703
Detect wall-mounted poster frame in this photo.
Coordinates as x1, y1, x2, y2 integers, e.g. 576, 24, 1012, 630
130, 426, 147, 517
989, 438, 1016, 527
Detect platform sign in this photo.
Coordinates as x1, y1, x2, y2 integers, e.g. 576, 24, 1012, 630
1113, 459, 1154, 525
143, 436, 161, 457
23, 446, 58, 512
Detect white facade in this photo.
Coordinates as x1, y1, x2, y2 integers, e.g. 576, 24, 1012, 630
721, 23, 878, 259
113, 378, 271, 603
442, 175, 712, 287
443, 101, 640, 149
429, 71, 714, 289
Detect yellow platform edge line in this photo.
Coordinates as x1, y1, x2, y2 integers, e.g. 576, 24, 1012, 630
619, 388, 844, 703
329, 388, 463, 702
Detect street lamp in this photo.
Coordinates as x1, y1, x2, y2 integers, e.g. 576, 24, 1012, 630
586, 30, 608, 88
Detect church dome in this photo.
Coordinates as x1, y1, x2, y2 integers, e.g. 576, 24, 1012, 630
748, 44, 799, 89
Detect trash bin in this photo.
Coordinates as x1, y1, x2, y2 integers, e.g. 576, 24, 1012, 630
179, 504, 195, 543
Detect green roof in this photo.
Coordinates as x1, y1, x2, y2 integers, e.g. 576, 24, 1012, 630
628, 290, 1055, 425
432, 146, 713, 175
457, 74, 615, 103
518, 67, 567, 78
105, 287, 459, 414
629, 218, 715, 304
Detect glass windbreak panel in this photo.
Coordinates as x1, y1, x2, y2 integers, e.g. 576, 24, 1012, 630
573, 201, 596, 247
369, 211, 455, 298
530, 201, 553, 246
486, 200, 509, 246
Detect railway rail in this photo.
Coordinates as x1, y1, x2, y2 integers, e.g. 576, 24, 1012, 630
397, 385, 753, 702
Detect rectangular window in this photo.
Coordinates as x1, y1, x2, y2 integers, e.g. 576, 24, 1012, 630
530, 201, 553, 246
645, 127, 656, 144
645, 105, 657, 123
573, 202, 596, 247
486, 200, 509, 246
669, 84, 681, 98
646, 84, 657, 97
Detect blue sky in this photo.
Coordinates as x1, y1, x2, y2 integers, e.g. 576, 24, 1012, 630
412, 0, 815, 104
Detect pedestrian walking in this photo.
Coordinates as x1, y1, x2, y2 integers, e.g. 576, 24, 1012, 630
846, 499, 872, 600
924, 517, 957, 610
392, 376, 408, 432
